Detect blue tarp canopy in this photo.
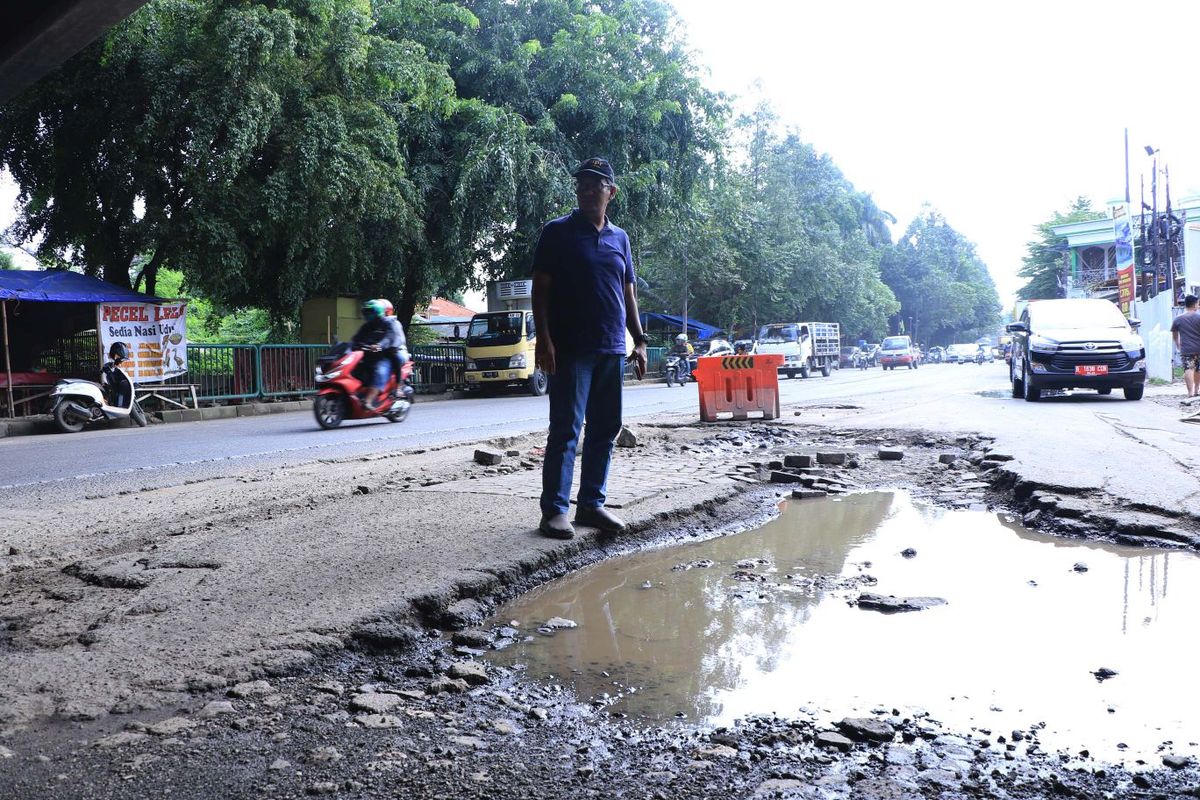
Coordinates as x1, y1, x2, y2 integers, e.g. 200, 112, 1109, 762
0, 269, 158, 303
640, 312, 722, 340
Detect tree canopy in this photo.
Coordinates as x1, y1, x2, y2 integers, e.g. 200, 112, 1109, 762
1016, 197, 1104, 301
1, 0, 1000, 344
880, 208, 1001, 345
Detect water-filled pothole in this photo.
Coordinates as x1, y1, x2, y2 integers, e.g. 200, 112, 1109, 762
487, 492, 1198, 763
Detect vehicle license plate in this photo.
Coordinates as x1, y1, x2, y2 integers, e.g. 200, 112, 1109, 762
483, 371, 499, 378
1075, 365, 1108, 376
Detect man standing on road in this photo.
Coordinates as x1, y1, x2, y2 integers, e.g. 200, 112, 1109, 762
532, 157, 649, 540
1171, 294, 1200, 400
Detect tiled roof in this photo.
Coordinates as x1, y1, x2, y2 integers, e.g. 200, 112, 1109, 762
425, 297, 479, 318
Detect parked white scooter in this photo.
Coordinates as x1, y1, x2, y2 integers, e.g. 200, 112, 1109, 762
50, 342, 148, 433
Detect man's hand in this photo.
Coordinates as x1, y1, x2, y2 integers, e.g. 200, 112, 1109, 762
627, 342, 647, 379
536, 337, 556, 375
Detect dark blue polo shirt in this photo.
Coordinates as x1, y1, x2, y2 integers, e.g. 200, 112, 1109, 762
532, 210, 635, 355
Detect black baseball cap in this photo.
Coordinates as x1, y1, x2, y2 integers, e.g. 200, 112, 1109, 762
573, 157, 615, 182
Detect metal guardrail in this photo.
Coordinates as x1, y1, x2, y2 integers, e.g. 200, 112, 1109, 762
158, 343, 260, 401
16, 336, 657, 414
259, 344, 325, 398
624, 346, 668, 379
646, 346, 667, 376
411, 344, 465, 394
152, 343, 471, 403
33, 329, 101, 377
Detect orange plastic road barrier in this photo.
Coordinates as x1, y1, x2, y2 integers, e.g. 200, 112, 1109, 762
693, 353, 783, 422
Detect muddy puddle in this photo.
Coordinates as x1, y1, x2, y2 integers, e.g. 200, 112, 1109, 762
488, 492, 1199, 763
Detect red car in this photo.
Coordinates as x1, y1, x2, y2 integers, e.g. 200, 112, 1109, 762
879, 335, 918, 370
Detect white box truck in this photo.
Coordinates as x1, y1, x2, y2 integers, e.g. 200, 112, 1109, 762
756, 321, 840, 378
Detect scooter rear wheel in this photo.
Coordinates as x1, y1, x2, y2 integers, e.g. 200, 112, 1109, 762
314, 394, 346, 429
53, 401, 88, 433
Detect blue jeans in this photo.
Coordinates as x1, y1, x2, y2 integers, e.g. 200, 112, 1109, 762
370, 358, 391, 391
541, 352, 624, 517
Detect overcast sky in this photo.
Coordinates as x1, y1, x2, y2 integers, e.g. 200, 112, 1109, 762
5, 0, 1199, 312
668, 0, 1200, 308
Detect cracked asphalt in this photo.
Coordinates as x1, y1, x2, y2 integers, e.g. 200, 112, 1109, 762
2, 362, 1199, 798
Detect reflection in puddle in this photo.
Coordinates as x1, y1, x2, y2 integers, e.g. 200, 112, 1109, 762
488, 492, 1198, 762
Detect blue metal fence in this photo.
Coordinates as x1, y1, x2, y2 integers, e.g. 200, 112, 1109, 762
147, 340, 664, 406
158, 344, 260, 402
161, 343, 469, 404
259, 344, 326, 398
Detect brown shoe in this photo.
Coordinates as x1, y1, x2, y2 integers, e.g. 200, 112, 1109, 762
574, 505, 626, 533
539, 513, 575, 540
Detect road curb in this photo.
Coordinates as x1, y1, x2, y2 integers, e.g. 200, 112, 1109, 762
0, 392, 469, 439
0, 417, 55, 438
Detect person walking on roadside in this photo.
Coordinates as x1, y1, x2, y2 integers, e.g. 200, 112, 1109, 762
532, 157, 649, 540
1171, 294, 1200, 401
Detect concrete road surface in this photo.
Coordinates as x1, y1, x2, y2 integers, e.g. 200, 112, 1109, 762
4, 361, 1198, 515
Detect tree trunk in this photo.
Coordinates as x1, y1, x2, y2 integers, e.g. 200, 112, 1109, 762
103, 261, 133, 289
142, 247, 167, 297
397, 267, 424, 330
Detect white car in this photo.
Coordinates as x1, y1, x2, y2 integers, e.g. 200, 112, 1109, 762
945, 343, 977, 364
703, 338, 734, 356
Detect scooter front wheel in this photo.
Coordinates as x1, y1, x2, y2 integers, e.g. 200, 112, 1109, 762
131, 401, 148, 427
53, 401, 88, 433
665, 368, 676, 388
314, 394, 346, 429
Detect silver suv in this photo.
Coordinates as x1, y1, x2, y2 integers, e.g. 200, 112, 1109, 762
1007, 299, 1146, 401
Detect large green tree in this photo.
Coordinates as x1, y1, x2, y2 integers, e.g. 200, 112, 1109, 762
1016, 197, 1104, 301
647, 107, 898, 342
1, 0, 1000, 346
1, 0, 724, 326
1, 0, 305, 293
439, 0, 726, 276
880, 207, 1001, 344
0, 0, 446, 312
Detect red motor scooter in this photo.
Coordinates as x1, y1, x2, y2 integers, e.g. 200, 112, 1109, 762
312, 343, 414, 429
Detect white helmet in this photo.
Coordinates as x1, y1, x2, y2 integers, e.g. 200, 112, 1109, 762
675, 334, 688, 343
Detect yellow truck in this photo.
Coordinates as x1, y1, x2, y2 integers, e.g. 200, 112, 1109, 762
463, 280, 547, 396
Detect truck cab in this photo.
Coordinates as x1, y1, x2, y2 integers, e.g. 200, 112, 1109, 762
463, 280, 548, 396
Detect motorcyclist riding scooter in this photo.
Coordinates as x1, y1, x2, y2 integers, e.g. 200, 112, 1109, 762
313, 299, 414, 429
665, 333, 696, 387
352, 299, 401, 410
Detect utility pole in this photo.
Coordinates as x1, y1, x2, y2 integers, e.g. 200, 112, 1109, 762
682, 240, 689, 339
1124, 128, 1130, 204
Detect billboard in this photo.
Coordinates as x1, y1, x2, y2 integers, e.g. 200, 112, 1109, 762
1112, 201, 1136, 314
96, 301, 188, 383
